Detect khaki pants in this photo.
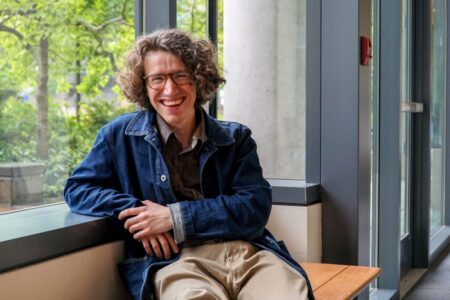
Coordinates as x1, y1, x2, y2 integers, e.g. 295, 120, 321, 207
153, 240, 308, 300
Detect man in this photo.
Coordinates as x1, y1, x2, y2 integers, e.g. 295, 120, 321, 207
64, 29, 313, 300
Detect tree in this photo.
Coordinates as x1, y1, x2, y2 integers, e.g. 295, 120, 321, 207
176, 0, 223, 73
0, 0, 134, 159
177, 0, 207, 38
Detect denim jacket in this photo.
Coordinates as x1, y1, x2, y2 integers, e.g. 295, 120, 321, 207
64, 109, 314, 300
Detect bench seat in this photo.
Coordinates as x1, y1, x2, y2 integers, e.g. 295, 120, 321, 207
300, 262, 382, 300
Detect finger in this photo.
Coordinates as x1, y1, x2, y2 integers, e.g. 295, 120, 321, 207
141, 200, 153, 206
142, 238, 154, 256
156, 234, 171, 259
134, 227, 151, 240
129, 222, 145, 234
133, 225, 166, 239
150, 237, 163, 259
119, 207, 146, 220
124, 214, 143, 230
163, 232, 179, 253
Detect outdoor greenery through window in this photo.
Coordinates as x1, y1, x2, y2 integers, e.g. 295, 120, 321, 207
0, 0, 135, 213
176, 0, 224, 119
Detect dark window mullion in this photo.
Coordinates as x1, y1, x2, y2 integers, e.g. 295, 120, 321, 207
207, 0, 218, 118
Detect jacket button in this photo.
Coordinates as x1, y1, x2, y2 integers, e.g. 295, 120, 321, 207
161, 175, 167, 182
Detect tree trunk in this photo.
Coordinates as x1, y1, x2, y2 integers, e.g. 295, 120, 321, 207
75, 43, 81, 122
36, 37, 49, 160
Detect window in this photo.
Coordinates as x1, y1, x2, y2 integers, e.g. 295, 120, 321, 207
176, 0, 224, 119
177, 0, 207, 39
0, 0, 135, 213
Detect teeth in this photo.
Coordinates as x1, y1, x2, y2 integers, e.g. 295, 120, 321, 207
163, 99, 182, 106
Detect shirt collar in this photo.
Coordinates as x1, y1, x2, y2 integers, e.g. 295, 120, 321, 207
156, 109, 207, 148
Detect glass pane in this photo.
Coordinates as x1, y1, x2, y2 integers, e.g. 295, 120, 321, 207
0, 0, 135, 214
223, 0, 307, 179
176, 0, 224, 119
399, 0, 412, 238
430, 0, 447, 236
176, 0, 207, 39
370, 0, 380, 291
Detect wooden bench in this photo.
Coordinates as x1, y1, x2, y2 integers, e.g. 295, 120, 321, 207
300, 262, 381, 300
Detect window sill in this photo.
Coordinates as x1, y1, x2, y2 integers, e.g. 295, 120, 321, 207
267, 179, 320, 205
0, 203, 121, 273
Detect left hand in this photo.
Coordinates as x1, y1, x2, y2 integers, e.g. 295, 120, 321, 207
141, 232, 179, 259
118, 200, 173, 240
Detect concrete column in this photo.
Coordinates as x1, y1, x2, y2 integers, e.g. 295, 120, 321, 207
224, 0, 306, 179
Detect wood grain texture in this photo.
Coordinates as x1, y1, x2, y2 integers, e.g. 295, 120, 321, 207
300, 262, 347, 291
300, 262, 381, 300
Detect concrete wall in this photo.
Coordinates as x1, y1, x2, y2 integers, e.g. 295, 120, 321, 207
223, 0, 307, 180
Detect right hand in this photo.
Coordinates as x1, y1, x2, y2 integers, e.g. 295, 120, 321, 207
140, 231, 179, 259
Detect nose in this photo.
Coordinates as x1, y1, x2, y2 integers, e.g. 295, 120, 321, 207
162, 76, 178, 94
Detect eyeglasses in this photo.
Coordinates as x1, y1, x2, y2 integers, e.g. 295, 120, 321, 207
143, 71, 192, 90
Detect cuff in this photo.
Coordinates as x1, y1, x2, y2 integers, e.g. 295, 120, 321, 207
178, 200, 195, 241
168, 202, 185, 244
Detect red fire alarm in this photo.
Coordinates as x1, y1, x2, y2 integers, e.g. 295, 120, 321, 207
361, 36, 372, 65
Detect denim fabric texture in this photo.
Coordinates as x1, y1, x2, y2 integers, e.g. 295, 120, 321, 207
64, 109, 314, 300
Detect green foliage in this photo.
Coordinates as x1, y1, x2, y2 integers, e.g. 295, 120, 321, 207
176, 0, 224, 74
0, 97, 134, 199
217, 0, 224, 74
0, 0, 135, 201
0, 0, 134, 100
0, 98, 37, 161
177, 0, 207, 38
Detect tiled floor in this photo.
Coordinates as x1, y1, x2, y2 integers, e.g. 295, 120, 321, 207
404, 246, 450, 300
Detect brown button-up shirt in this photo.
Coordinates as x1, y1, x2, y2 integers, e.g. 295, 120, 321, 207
156, 110, 206, 201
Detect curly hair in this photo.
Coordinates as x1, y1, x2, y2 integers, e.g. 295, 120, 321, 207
119, 29, 225, 110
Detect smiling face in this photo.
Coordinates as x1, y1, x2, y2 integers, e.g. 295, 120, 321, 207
143, 50, 197, 133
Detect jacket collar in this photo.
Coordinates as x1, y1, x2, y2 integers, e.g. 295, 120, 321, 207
124, 109, 235, 147
124, 110, 155, 136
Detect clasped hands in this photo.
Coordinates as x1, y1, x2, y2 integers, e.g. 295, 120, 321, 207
118, 200, 179, 259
